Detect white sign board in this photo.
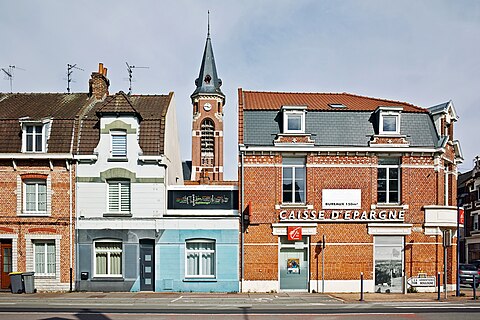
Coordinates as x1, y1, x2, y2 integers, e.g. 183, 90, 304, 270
322, 189, 361, 209
407, 276, 436, 287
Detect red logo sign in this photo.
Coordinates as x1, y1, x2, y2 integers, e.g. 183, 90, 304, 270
287, 226, 302, 241
459, 208, 465, 225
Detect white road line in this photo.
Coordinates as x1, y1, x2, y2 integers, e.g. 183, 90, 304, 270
170, 295, 183, 303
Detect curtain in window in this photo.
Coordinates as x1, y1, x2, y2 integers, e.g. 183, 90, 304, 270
38, 183, 47, 211
112, 134, 127, 157
26, 184, 36, 212
95, 242, 122, 276
96, 252, 107, 275
108, 182, 130, 212
34, 243, 45, 274
46, 243, 55, 274
186, 242, 214, 276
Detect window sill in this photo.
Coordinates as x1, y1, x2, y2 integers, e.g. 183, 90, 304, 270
19, 213, 50, 217
35, 274, 56, 279
108, 157, 128, 162
373, 204, 407, 210
276, 203, 312, 210
183, 278, 217, 282
91, 277, 124, 282
103, 212, 132, 218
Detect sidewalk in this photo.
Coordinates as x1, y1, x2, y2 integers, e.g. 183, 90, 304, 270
332, 292, 479, 303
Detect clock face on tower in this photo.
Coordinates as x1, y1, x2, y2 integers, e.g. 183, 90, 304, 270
203, 103, 212, 111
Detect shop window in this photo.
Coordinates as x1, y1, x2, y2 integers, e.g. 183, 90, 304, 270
185, 239, 215, 278
377, 158, 400, 204
111, 130, 127, 158
94, 241, 122, 277
282, 157, 306, 204
108, 180, 131, 213
282, 106, 306, 134
34, 241, 55, 276
23, 179, 47, 214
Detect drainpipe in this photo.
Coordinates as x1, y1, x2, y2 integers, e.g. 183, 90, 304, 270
68, 160, 73, 292
240, 146, 245, 292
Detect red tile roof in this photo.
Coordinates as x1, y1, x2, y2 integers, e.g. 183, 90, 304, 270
240, 90, 427, 113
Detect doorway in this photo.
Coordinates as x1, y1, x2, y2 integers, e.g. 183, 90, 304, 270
0, 241, 12, 290
279, 236, 309, 291
139, 239, 155, 291
374, 236, 404, 293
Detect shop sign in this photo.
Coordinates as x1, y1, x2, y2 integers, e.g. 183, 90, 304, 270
322, 189, 361, 209
459, 208, 464, 225
279, 209, 405, 222
407, 276, 436, 287
168, 190, 238, 210
287, 226, 302, 240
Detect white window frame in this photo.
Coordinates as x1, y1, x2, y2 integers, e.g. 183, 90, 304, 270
22, 124, 45, 152
282, 157, 306, 204
93, 240, 123, 277
33, 240, 55, 276
376, 107, 402, 135
107, 180, 131, 213
377, 158, 401, 204
23, 179, 47, 214
282, 106, 307, 134
185, 239, 216, 279
110, 130, 127, 158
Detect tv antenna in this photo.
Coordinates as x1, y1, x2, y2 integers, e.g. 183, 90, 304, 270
1, 65, 26, 93
66, 64, 84, 93
126, 62, 149, 95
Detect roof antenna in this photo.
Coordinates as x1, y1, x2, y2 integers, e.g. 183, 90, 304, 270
66, 64, 84, 94
126, 62, 149, 95
1, 65, 26, 93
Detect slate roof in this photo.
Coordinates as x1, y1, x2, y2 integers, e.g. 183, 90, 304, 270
77, 93, 173, 155
191, 35, 224, 98
0, 93, 93, 153
240, 90, 439, 148
241, 91, 427, 113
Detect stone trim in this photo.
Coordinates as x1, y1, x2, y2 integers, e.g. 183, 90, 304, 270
101, 120, 136, 134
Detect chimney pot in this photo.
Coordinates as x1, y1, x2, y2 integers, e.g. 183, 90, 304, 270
99, 63, 104, 74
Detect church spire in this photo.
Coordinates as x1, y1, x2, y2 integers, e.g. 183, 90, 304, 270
191, 12, 224, 101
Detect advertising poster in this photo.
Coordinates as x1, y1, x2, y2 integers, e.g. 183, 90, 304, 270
287, 258, 300, 274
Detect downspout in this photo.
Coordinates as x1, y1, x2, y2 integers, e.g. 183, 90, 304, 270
240, 147, 245, 292
68, 160, 73, 292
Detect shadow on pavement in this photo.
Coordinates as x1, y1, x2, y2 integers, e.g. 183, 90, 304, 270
40, 309, 112, 320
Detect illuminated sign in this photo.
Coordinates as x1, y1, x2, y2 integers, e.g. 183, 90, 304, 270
168, 190, 238, 210
287, 226, 302, 240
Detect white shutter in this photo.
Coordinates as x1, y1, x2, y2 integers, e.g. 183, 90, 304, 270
111, 134, 127, 157
108, 182, 119, 211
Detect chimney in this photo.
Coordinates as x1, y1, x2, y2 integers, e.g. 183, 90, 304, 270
89, 63, 110, 99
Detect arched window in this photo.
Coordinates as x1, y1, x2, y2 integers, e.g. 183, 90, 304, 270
201, 119, 214, 166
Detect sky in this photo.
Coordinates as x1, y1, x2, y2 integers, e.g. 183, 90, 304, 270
1, 0, 479, 179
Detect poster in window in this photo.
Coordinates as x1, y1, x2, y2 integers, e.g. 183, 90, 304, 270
287, 258, 300, 274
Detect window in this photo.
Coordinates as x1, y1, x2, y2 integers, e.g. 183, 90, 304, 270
25, 125, 44, 152
24, 180, 47, 214
108, 180, 130, 213
474, 214, 479, 231
377, 158, 401, 204
282, 157, 306, 204
282, 106, 306, 134
111, 131, 127, 157
34, 241, 55, 275
185, 240, 215, 278
94, 241, 122, 277
201, 119, 214, 166
377, 107, 402, 135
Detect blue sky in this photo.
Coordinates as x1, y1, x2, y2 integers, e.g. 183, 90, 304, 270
1, 0, 479, 178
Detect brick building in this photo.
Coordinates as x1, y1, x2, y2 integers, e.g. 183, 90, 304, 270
0, 92, 88, 291
238, 90, 462, 293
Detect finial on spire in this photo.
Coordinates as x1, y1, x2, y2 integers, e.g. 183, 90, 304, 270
207, 10, 210, 39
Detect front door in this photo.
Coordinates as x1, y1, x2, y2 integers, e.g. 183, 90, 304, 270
279, 236, 309, 291
1, 242, 12, 290
139, 239, 155, 291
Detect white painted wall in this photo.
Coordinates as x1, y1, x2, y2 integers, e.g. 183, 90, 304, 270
164, 94, 184, 186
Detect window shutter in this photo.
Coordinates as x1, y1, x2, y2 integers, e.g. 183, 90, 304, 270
109, 183, 119, 211
112, 134, 127, 157
120, 182, 130, 212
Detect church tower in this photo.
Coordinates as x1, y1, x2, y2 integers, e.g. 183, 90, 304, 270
190, 17, 225, 182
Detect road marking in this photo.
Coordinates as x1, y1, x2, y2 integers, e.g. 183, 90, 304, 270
170, 295, 183, 303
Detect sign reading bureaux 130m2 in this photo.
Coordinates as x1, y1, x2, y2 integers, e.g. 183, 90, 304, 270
168, 190, 238, 210
322, 189, 361, 209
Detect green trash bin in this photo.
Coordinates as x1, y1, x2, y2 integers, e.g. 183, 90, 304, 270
9, 272, 23, 294
22, 272, 35, 294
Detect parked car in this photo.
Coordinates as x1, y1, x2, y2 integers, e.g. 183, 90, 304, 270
471, 260, 480, 270
459, 263, 480, 288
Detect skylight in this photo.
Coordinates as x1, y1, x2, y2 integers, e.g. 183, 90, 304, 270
328, 104, 347, 108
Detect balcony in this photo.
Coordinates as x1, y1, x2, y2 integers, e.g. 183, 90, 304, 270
423, 205, 458, 228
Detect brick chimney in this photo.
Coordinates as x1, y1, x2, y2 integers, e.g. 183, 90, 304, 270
89, 63, 110, 99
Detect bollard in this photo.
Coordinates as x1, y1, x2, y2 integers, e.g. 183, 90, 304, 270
437, 272, 441, 301
474, 275, 477, 301
360, 272, 364, 302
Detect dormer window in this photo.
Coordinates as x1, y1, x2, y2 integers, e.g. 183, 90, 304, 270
282, 106, 307, 134
111, 130, 127, 158
376, 106, 402, 135
21, 119, 51, 153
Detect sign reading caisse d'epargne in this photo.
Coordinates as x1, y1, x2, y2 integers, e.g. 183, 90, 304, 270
168, 190, 238, 210
279, 209, 405, 222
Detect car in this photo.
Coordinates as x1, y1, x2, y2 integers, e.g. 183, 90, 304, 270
471, 260, 480, 270
459, 263, 480, 288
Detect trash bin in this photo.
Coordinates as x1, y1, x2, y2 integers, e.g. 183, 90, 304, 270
22, 272, 35, 294
9, 272, 23, 294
